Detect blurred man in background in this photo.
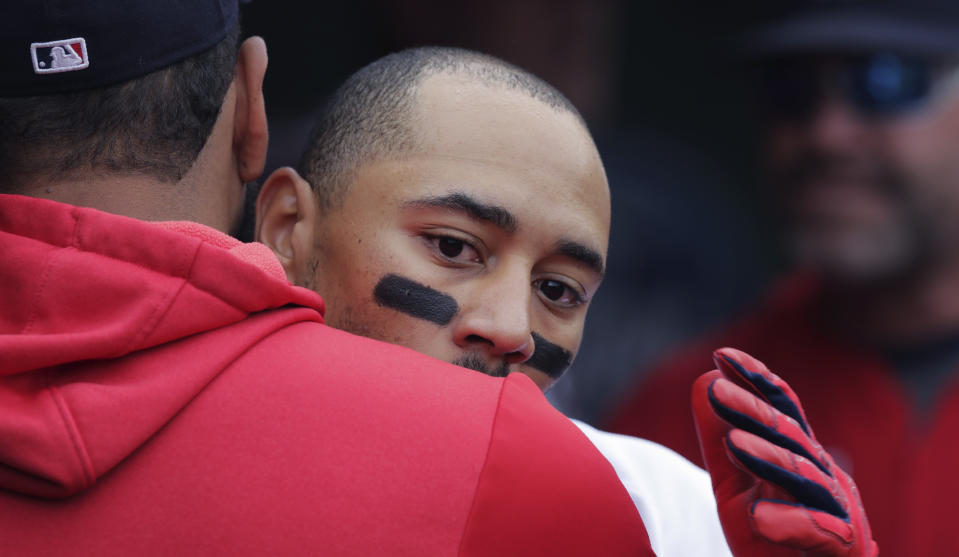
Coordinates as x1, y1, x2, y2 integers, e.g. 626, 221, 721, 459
608, 1, 959, 555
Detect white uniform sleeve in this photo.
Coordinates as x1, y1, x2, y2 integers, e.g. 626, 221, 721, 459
571, 419, 732, 557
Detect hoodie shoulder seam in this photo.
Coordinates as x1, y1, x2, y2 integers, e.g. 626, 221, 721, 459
45, 372, 96, 491
118, 237, 203, 356
456, 376, 506, 555
20, 211, 82, 334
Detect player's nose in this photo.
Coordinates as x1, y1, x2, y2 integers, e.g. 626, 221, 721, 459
452, 268, 534, 364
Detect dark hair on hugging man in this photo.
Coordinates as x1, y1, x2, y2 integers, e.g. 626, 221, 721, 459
0, 26, 239, 191
0, 2, 654, 555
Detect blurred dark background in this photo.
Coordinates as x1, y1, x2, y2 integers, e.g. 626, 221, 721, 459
240, 0, 781, 422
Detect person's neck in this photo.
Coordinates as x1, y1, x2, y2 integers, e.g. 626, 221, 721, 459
822, 258, 959, 347
14, 167, 234, 233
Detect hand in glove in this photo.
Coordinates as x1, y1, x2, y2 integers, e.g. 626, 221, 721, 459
692, 347, 878, 556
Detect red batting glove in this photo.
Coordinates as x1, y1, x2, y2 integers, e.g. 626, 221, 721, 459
692, 347, 878, 556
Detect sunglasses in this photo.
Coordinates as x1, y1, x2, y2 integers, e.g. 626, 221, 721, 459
757, 54, 956, 120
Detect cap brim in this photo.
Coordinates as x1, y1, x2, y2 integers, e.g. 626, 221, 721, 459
742, 11, 959, 58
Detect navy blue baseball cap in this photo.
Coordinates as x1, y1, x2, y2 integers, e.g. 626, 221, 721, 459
743, 0, 959, 58
0, 0, 242, 97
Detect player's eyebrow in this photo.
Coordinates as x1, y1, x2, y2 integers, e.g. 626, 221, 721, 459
404, 192, 517, 233
405, 192, 604, 277
556, 239, 605, 278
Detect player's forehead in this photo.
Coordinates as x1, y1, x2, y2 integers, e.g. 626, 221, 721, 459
329, 71, 610, 267
411, 73, 600, 172
398, 74, 610, 233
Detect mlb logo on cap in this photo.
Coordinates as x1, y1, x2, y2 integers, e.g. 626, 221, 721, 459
31, 38, 89, 74
2, 1, 240, 96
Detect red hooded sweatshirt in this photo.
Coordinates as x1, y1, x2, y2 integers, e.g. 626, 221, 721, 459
0, 195, 652, 556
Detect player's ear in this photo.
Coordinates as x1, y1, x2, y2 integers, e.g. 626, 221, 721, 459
233, 36, 268, 183
255, 167, 317, 284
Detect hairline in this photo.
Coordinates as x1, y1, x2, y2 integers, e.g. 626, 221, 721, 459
298, 47, 591, 214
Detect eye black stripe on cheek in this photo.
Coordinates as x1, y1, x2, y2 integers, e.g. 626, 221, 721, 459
373, 274, 459, 326
527, 332, 573, 379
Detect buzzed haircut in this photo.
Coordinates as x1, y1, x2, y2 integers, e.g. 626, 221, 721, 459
0, 25, 240, 193
297, 46, 587, 212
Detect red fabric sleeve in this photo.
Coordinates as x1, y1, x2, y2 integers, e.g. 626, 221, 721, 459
459, 373, 654, 557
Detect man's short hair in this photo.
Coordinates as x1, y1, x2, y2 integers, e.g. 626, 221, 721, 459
0, 25, 240, 192
297, 46, 587, 212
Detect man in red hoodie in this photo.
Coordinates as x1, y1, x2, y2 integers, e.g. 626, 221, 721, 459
0, 2, 654, 555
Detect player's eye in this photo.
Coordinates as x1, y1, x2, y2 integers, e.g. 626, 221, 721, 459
426, 234, 483, 264
438, 237, 465, 258
534, 278, 585, 308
